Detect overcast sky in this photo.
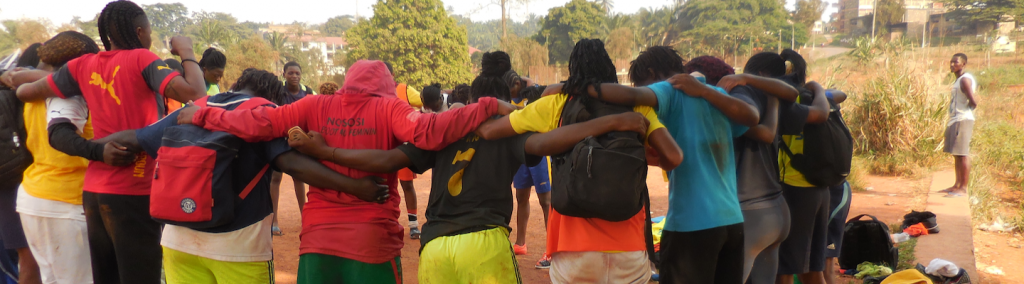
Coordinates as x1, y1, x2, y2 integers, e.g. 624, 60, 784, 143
1, 0, 838, 27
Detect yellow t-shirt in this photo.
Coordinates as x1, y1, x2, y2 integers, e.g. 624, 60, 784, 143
779, 95, 814, 188
21, 100, 93, 204
508, 94, 664, 138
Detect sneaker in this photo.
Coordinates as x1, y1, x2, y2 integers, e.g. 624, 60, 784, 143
409, 227, 421, 239
535, 254, 551, 269
513, 244, 528, 255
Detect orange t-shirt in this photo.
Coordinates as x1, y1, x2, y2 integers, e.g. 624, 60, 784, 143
507, 94, 664, 254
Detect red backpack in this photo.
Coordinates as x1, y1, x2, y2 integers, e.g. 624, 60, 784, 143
149, 95, 271, 229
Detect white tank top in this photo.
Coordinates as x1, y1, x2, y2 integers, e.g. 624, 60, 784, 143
949, 72, 976, 124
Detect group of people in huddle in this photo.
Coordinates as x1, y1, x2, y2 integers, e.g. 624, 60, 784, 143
0, 0, 868, 284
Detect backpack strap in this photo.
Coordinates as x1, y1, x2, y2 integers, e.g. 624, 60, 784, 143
238, 164, 271, 199
643, 186, 659, 270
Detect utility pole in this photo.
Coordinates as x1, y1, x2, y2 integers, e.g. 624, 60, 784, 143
778, 29, 782, 52
792, 23, 796, 49
922, 12, 928, 48
871, 0, 878, 43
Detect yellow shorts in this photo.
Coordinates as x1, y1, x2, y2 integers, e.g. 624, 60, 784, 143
418, 227, 521, 284
163, 247, 274, 284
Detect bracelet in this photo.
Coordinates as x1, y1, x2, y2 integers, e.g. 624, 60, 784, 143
331, 147, 339, 163
181, 58, 200, 66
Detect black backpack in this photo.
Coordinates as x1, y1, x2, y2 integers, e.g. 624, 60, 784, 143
780, 92, 853, 187
839, 214, 899, 270
551, 91, 658, 267
0, 88, 31, 185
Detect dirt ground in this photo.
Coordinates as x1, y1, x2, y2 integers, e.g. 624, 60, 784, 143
271, 168, 673, 284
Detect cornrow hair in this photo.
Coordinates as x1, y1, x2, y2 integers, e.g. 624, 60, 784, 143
684, 56, 735, 86
470, 51, 512, 102
564, 39, 618, 101
199, 47, 226, 69
38, 31, 101, 69
780, 49, 807, 87
629, 46, 685, 86
16, 43, 42, 68
502, 69, 521, 92
744, 52, 786, 78
98, 0, 147, 51
450, 83, 471, 105
319, 82, 339, 95
231, 68, 287, 105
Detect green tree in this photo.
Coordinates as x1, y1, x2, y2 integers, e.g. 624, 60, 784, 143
793, 0, 826, 31
937, 0, 1022, 28
345, 0, 474, 88
71, 15, 100, 41
874, 0, 907, 30
676, 0, 798, 58
533, 0, 608, 64
1, 19, 50, 53
489, 0, 532, 38
501, 35, 549, 75
322, 15, 357, 37
143, 3, 190, 39
595, 0, 614, 12
605, 27, 634, 60
223, 36, 279, 87
634, 7, 680, 49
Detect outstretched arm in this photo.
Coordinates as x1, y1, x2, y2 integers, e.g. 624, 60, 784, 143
273, 150, 390, 203
178, 98, 313, 142
525, 112, 650, 156
717, 74, 799, 102
392, 97, 517, 151
287, 131, 412, 173
668, 74, 759, 127
743, 96, 780, 144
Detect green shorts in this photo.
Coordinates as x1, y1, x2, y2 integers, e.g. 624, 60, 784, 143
297, 253, 402, 284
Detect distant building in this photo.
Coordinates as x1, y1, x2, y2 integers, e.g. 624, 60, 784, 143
813, 21, 824, 34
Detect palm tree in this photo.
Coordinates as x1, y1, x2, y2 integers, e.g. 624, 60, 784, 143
195, 19, 227, 48
596, 0, 614, 12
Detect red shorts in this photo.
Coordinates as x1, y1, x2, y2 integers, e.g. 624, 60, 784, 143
398, 168, 416, 182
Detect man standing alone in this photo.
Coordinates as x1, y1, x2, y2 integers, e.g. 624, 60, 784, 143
940, 53, 977, 197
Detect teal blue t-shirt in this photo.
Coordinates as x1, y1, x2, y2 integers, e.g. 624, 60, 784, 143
648, 80, 751, 232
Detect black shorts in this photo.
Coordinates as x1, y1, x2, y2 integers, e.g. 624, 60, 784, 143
0, 182, 27, 250
660, 223, 745, 284
83, 192, 163, 284
778, 184, 830, 274
826, 182, 852, 258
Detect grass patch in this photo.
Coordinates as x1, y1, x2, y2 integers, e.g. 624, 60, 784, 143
890, 223, 919, 271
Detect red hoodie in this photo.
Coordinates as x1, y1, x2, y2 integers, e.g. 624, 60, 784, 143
192, 60, 500, 263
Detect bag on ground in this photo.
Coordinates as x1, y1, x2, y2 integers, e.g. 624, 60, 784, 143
839, 214, 899, 270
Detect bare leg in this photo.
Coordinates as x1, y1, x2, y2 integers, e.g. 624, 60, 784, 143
824, 257, 836, 284
270, 171, 283, 230
952, 156, 970, 194
514, 187, 532, 246
776, 274, 794, 284
537, 191, 551, 226
798, 271, 827, 284
17, 247, 41, 284
941, 156, 963, 193
400, 180, 418, 217
292, 176, 307, 212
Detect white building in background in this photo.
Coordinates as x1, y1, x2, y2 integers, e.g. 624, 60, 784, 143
813, 21, 824, 33
283, 36, 347, 75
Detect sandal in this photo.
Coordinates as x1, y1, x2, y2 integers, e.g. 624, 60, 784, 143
272, 226, 283, 236
943, 191, 965, 198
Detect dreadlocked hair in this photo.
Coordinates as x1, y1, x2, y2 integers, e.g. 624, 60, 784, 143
319, 82, 339, 95
629, 46, 685, 86
518, 84, 546, 105
199, 48, 226, 69
564, 39, 617, 100
744, 52, 786, 78
422, 83, 443, 106
470, 51, 512, 102
780, 49, 807, 87
684, 56, 734, 86
38, 31, 101, 69
231, 68, 287, 105
16, 43, 42, 68
450, 84, 471, 105
98, 0, 148, 51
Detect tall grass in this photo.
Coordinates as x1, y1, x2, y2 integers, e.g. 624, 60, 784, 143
845, 55, 948, 175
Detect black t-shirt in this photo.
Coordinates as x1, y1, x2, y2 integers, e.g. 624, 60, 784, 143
135, 93, 291, 233
731, 86, 784, 210
400, 132, 540, 251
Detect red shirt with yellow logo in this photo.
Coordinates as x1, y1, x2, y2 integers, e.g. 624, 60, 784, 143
46, 49, 179, 195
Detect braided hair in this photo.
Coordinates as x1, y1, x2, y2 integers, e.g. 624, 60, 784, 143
98, 0, 148, 51
231, 68, 287, 105
629, 46, 685, 86
564, 39, 617, 100
684, 56, 734, 86
780, 49, 807, 87
470, 51, 512, 102
319, 82, 339, 95
38, 31, 101, 69
450, 83, 471, 105
199, 48, 226, 70
743, 52, 786, 77
16, 43, 42, 68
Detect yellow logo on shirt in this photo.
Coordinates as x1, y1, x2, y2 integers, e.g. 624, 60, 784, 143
447, 148, 476, 196
158, 65, 171, 71
89, 66, 121, 105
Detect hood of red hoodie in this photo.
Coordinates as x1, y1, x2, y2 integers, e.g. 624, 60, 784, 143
337, 60, 397, 99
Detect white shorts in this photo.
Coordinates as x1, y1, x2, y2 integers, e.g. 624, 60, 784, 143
549, 251, 651, 284
19, 213, 93, 284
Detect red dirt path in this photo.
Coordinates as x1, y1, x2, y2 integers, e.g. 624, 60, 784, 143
272, 167, 672, 284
